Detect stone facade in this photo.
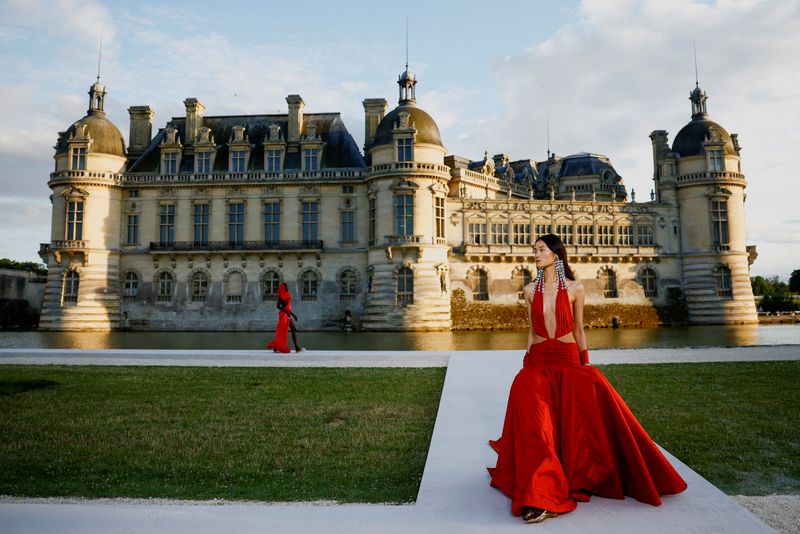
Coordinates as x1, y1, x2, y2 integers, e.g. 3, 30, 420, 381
38, 70, 757, 331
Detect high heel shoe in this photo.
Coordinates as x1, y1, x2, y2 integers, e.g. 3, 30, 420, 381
521, 507, 559, 524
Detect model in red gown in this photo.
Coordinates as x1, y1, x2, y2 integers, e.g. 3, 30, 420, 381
488, 234, 686, 523
266, 283, 297, 353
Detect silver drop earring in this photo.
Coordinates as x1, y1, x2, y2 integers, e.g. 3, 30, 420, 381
534, 267, 544, 293
555, 258, 567, 290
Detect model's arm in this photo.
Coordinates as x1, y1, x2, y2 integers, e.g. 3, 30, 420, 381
524, 283, 535, 350
571, 283, 589, 364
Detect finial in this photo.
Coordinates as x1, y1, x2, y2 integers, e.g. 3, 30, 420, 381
546, 113, 551, 159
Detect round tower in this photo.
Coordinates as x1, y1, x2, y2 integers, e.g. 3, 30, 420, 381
39, 78, 126, 330
671, 83, 757, 323
360, 67, 452, 330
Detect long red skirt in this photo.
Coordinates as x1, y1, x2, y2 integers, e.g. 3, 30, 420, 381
488, 339, 687, 515
266, 311, 291, 353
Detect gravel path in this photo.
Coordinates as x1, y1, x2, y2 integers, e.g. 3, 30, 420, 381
734, 495, 800, 533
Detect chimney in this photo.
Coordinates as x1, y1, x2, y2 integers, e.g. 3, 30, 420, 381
649, 130, 669, 179
286, 95, 305, 143
127, 106, 155, 158
184, 98, 205, 146
362, 98, 388, 153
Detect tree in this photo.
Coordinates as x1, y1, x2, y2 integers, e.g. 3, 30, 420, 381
790, 270, 800, 293
0, 258, 47, 276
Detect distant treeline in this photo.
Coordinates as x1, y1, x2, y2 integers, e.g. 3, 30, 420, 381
751, 270, 799, 312
0, 259, 47, 276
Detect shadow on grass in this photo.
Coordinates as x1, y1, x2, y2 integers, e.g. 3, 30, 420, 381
0, 380, 59, 396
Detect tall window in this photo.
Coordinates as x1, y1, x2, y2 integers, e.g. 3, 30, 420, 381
397, 267, 413, 306
470, 269, 489, 301
191, 272, 209, 302
225, 271, 244, 303
193, 203, 209, 245
368, 197, 376, 246
515, 268, 532, 301
126, 214, 139, 244
342, 185, 354, 194
163, 152, 178, 174
266, 149, 282, 172
341, 211, 355, 243
340, 269, 357, 300
534, 224, 550, 240
435, 197, 445, 242
301, 270, 318, 301
597, 225, 613, 246
617, 225, 632, 246
395, 194, 414, 236
263, 202, 281, 242
512, 223, 530, 245
71, 147, 86, 170
397, 138, 413, 162
303, 149, 321, 171
555, 224, 573, 245
636, 225, 654, 246
602, 269, 618, 298
491, 223, 509, 244
159, 205, 175, 244
122, 272, 138, 302
468, 222, 487, 244
302, 201, 319, 242
63, 271, 79, 304
231, 150, 246, 172
711, 199, 729, 249
716, 266, 733, 298
640, 268, 657, 298
228, 203, 244, 245
262, 271, 280, 301
577, 224, 593, 245
66, 200, 84, 240
157, 272, 173, 303
708, 148, 724, 172
196, 151, 211, 174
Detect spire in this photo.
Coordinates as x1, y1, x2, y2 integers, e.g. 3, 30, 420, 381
88, 34, 106, 115
398, 20, 416, 104
689, 39, 707, 119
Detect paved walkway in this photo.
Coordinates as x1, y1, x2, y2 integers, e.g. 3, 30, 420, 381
2, 346, 797, 533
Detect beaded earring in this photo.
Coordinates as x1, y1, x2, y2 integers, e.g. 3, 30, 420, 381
533, 267, 544, 293
555, 258, 568, 290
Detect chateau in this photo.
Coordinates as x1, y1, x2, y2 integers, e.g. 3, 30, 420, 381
38, 67, 758, 331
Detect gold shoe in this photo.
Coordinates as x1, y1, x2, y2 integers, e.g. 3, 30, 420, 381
522, 507, 559, 524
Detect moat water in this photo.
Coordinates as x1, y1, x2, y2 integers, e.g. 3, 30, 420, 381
0, 324, 798, 351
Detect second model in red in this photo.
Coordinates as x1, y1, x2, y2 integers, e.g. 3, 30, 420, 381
488, 234, 687, 524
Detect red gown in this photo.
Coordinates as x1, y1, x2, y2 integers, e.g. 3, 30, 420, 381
266, 286, 292, 353
488, 283, 687, 516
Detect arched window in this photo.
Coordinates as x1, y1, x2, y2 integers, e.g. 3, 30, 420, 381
602, 269, 617, 298
262, 271, 281, 301
397, 267, 413, 306
301, 271, 318, 301
225, 271, 244, 303
123, 272, 139, 302
640, 268, 657, 298
470, 268, 489, 301
63, 271, 79, 305
157, 272, 174, 303
716, 266, 733, 298
514, 268, 532, 301
340, 269, 357, 301
192, 272, 209, 303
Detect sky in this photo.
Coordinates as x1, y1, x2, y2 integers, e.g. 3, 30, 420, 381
0, 0, 798, 279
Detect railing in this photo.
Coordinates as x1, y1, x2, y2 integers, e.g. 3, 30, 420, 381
149, 240, 324, 252
368, 162, 451, 175
49, 170, 124, 183
125, 168, 365, 184
677, 171, 746, 183
51, 240, 87, 249
384, 235, 423, 246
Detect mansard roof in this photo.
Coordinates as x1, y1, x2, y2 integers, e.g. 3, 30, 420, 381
128, 113, 366, 172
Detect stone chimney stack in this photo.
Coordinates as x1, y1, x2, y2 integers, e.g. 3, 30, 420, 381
127, 105, 155, 158
286, 95, 305, 143
362, 98, 388, 153
649, 130, 669, 179
184, 98, 205, 147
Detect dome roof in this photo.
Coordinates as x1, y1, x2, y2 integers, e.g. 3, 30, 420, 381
372, 103, 442, 148
56, 111, 126, 157
672, 118, 737, 157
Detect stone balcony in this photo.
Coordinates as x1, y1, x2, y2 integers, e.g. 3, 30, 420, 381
148, 240, 324, 253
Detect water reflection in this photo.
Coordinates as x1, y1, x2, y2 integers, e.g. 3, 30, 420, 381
1, 324, 798, 351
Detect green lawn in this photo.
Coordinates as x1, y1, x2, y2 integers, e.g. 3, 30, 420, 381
0, 366, 445, 503
601, 360, 800, 495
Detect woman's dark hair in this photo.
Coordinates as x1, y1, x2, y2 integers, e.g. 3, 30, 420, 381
535, 234, 575, 280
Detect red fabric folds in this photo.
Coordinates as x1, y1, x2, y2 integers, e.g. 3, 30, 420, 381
488, 339, 687, 516
266, 285, 292, 353
532, 286, 574, 339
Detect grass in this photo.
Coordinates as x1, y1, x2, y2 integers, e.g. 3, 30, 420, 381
0, 366, 445, 503
600, 360, 800, 495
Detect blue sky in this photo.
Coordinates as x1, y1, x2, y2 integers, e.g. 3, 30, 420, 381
1, 0, 798, 279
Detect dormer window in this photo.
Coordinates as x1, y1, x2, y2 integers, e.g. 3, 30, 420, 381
163, 152, 178, 174
708, 148, 723, 172
231, 150, 246, 172
266, 149, 283, 172
196, 151, 212, 174
303, 148, 321, 172
71, 147, 87, 170
397, 137, 413, 162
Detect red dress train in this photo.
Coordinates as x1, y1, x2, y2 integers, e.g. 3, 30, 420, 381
266, 286, 292, 353
488, 284, 687, 516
